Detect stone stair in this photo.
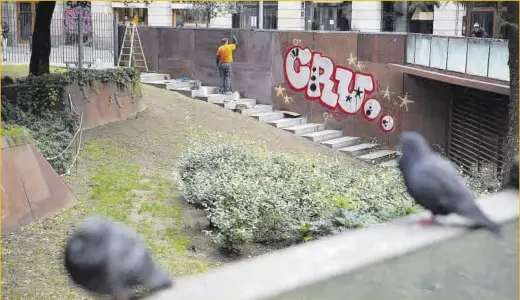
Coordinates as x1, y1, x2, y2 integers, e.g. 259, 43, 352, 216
140, 73, 398, 168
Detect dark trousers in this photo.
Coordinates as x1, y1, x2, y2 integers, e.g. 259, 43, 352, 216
218, 63, 232, 93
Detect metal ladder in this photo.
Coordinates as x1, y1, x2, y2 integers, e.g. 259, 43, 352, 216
117, 23, 148, 71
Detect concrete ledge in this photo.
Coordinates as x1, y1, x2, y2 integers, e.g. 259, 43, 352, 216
145, 189, 518, 300
390, 64, 510, 95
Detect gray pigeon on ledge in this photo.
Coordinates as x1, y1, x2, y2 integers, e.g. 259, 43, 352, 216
398, 132, 500, 235
64, 216, 173, 300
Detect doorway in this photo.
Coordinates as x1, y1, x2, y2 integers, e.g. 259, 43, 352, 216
17, 2, 35, 44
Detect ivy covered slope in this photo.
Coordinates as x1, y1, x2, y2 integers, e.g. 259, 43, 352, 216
1, 68, 141, 174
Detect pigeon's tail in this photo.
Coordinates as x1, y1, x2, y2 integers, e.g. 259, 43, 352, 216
146, 268, 173, 293
463, 204, 501, 236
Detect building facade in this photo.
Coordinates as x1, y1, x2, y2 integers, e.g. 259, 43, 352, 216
0, 1, 507, 48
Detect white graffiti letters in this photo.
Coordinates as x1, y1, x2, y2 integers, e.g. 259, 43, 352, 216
284, 46, 375, 112
284, 46, 312, 91
336, 70, 374, 114
306, 53, 338, 108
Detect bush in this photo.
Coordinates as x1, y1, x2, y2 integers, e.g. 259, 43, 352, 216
179, 130, 418, 253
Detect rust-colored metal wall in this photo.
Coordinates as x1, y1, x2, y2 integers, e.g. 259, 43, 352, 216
2, 138, 77, 234
66, 83, 144, 129
132, 26, 453, 147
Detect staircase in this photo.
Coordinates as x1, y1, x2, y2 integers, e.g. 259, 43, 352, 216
141, 74, 399, 168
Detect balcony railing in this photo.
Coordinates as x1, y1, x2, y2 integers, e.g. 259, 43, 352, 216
406, 33, 510, 82
144, 187, 518, 300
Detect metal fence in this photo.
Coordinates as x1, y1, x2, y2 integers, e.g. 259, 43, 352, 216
2, 5, 116, 68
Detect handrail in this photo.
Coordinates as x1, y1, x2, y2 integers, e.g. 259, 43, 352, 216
144, 188, 518, 300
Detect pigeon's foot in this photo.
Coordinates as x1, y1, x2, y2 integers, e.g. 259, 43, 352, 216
418, 216, 435, 225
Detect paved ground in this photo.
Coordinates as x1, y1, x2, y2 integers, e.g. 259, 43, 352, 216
2, 84, 363, 299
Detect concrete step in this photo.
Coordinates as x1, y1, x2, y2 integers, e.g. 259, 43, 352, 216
251, 111, 285, 122
192, 86, 219, 98
140, 73, 171, 82
204, 92, 240, 103
173, 88, 193, 97
166, 81, 192, 90
237, 104, 273, 116
358, 150, 398, 164
216, 98, 257, 110
266, 117, 307, 129
321, 136, 362, 149
145, 79, 177, 89
379, 158, 399, 168
340, 143, 379, 157
284, 123, 325, 135
301, 130, 343, 143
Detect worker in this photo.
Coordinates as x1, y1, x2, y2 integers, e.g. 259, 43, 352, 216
471, 23, 488, 38
216, 35, 238, 94
131, 11, 139, 26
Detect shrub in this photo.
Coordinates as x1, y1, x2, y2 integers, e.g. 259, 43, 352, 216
180, 131, 501, 253
179, 130, 418, 253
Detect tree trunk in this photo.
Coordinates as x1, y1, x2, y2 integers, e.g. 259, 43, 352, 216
29, 1, 56, 76
502, 1, 519, 186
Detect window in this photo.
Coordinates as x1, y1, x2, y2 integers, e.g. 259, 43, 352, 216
114, 8, 148, 25
470, 11, 493, 37
174, 9, 208, 27
381, 2, 395, 32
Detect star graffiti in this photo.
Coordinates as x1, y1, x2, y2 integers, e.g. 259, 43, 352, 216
381, 86, 391, 101
347, 52, 357, 67
356, 61, 364, 71
354, 86, 363, 99
275, 84, 286, 97
345, 95, 352, 102
397, 92, 414, 112
283, 94, 293, 104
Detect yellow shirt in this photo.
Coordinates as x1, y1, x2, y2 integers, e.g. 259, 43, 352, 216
131, 14, 139, 25
217, 44, 237, 63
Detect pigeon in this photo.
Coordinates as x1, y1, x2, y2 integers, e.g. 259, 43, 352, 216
64, 216, 173, 300
398, 131, 500, 234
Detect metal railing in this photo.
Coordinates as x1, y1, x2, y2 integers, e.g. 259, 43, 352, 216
1, 6, 116, 68
406, 33, 510, 82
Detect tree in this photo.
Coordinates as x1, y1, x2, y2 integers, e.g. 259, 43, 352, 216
187, 2, 237, 27
29, 1, 56, 76
409, 1, 518, 185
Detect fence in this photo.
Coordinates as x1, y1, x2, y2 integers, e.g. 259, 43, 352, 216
1, 5, 116, 68
406, 33, 510, 82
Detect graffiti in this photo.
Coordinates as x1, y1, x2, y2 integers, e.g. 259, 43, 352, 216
64, 1, 92, 33
381, 85, 392, 101
380, 114, 395, 133
66, 1, 91, 8
283, 45, 395, 133
323, 111, 349, 122
273, 83, 293, 105
397, 92, 414, 112
275, 83, 285, 97
292, 38, 303, 46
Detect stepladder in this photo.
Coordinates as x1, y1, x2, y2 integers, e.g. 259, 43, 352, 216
117, 23, 148, 72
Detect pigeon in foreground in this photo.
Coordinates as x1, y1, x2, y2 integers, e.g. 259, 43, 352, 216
64, 216, 173, 300
398, 132, 500, 234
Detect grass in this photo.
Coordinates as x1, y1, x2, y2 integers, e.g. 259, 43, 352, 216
2, 139, 209, 299
1, 64, 65, 79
